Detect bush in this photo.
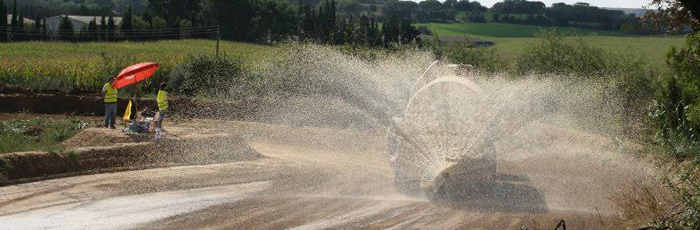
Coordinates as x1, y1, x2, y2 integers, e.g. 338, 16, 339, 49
168, 55, 250, 98
430, 41, 504, 72
416, 25, 433, 36
647, 33, 700, 230
516, 30, 648, 78
652, 33, 700, 160
515, 30, 654, 138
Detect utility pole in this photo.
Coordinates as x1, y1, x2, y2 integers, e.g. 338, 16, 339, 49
216, 24, 220, 57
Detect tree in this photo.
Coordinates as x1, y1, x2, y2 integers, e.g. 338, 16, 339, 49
58, 15, 74, 41
10, 0, 16, 40
382, 15, 400, 45
107, 15, 115, 41
88, 18, 98, 41
643, 0, 700, 34
147, 0, 201, 27
382, 0, 418, 21
468, 10, 486, 23
15, 10, 23, 41
120, 5, 133, 39
206, 0, 255, 41
31, 16, 41, 40
491, 0, 545, 14
42, 18, 47, 39
399, 18, 418, 44
337, 0, 363, 16
0, 0, 6, 42
100, 14, 106, 41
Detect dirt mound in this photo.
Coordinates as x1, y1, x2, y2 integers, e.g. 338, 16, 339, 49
61, 128, 151, 149
1, 134, 261, 185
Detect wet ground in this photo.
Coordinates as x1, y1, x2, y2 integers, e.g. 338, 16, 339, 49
0, 119, 648, 229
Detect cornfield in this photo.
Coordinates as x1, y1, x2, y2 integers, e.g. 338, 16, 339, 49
0, 40, 276, 93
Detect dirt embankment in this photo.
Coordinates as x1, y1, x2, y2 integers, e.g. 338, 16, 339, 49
0, 127, 261, 186
0, 93, 259, 119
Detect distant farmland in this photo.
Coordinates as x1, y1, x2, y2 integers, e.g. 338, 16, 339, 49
418, 23, 684, 72
417, 23, 626, 38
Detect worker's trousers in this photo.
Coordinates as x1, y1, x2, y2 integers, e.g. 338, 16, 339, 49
104, 103, 117, 127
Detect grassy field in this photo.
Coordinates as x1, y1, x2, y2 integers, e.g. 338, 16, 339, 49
0, 40, 277, 92
493, 36, 685, 72
418, 22, 627, 38
418, 23, 684, 72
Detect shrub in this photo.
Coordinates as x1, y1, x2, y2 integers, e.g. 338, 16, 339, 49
516, 30, 649, 78
168, 55, 250, 98
431, 41, 504, 72
652, 33, 700, 160
515, 30, 654, 138
416, 25, 433, 36
647, 33, 700, 230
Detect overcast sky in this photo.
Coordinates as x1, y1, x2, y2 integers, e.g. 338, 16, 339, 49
412, 0, 652, 9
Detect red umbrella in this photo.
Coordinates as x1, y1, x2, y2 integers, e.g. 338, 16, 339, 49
112, 62, 160, 89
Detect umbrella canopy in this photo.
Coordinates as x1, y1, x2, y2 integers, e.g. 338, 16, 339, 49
112, 62, 160, 89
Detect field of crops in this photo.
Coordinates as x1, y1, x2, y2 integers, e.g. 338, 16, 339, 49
0, 40, 276, 93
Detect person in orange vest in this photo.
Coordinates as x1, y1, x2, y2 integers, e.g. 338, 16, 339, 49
102, 77, 118, 129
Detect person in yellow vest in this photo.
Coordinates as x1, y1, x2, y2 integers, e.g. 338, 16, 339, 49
102, 77, 118, 129
155, 82, 171, 140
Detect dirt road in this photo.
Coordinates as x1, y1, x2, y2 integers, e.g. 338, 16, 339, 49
0, 120, 649, 229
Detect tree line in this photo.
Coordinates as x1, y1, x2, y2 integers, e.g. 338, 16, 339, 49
0, 0, 422, 47
381, 0, 637, 30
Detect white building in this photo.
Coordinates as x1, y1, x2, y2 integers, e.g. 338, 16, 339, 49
6, 14, 35, 25
45, 15, 122, 34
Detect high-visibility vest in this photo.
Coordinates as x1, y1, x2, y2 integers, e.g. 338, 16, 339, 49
157, 90, 168, 111
104, 83, 118, 103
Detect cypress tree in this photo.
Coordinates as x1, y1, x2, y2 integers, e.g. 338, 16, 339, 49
16, 10, 22, 40
120, 5, 133, 39
0, 0, 6, 42
10, 0, 16, 40
58, 15, 74, 41
88, 18, 98, 41
358, 14, 369, 46
31, 16, 40, 40
399, 18, 417, 44
370, 17, 380, 46
41, 18, 47, 40
100, 14, 106, 41
107, 15, 115, 41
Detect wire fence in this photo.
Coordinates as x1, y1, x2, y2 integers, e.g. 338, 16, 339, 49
0, 25, 221, 41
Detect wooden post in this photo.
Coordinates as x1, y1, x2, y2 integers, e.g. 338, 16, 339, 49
216, 25, 220, 57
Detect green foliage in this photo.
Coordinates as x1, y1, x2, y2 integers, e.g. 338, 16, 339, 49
168, 55, 249, 98
648, 33, 700, 230
430, 41, 503, 72
652, 34, 700, 159
0, 0, 6, 42
0, 118, 89, 154
515, 30, 648, 78
515, 30, 653, 138
58, 16, 74, 41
